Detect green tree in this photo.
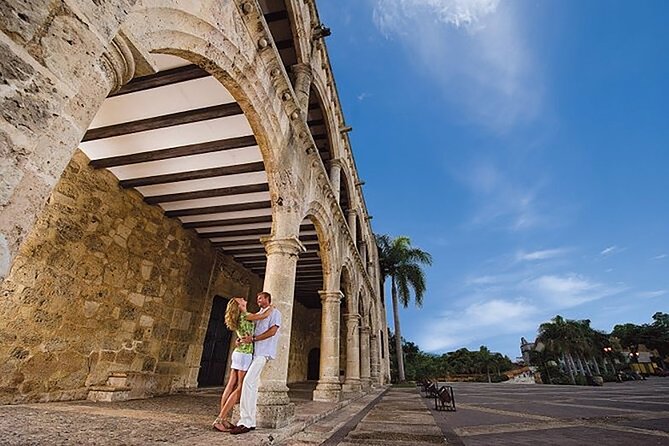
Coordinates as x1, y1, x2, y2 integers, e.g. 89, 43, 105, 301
537, 315, 578, 384
376, 235, 432, 382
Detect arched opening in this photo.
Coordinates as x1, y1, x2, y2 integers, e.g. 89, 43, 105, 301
307, 347, 320, 381
0, 47, 280, 401
198, 296, 233, 386
308, 86, 335, 170
339, 266, 353, 384
287, 215, 324, 388
340, 172, 352, 217
259, 0, 302, 68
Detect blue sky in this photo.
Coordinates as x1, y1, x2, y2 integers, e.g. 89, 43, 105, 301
318, 0, 669, 360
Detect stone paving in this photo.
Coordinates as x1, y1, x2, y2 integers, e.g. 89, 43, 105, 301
2, 379, 669, 445
0, 384, 384, 446
436, 377, 669, 445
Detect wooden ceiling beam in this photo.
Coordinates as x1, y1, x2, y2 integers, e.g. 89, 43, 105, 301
202, 223, 312, 239
110, 64, 210, 97
182, 215, 272, 229
90, 135, 257, 169
83, 103, 243, 141
166, 199, 271, 217
146, 183, 269, 204
264, 10, 289, 23
120, 161, 266, 188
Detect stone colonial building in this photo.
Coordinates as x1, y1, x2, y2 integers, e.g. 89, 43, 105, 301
0, 0, 391, 428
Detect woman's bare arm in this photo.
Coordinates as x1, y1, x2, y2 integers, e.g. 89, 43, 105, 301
245, 305, 275, 321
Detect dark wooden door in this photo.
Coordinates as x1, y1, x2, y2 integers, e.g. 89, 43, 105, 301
198, 296, 232, 387
307, 348, 320, 380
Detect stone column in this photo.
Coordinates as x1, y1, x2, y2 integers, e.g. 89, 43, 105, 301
347, 210, 357, 247
341, 313, 362, 393
370, 331, 381, 386
256, 236, 305, 428
360, 243, 368, 266
313, 290, 343, 402
291, 63, 312, 112
0, 32, 136, 283
328, 159, 342, 203
360, 325, 372, 389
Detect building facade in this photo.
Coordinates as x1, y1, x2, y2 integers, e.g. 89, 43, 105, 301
0, 0, 391, 427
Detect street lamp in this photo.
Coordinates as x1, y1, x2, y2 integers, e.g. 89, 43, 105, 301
603, 347, 616, 375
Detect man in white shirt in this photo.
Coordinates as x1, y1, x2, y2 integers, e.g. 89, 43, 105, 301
230, 291, 281, 435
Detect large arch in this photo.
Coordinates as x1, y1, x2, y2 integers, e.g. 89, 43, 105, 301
0, 0, 391, 425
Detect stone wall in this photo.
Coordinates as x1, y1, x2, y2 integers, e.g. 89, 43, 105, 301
0, 150, 258, 403
287, 302, 321, 383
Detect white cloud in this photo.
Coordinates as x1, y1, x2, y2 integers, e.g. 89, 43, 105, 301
420, 298, 538, 352
418, 268, 626, 354
457, 162, 549, 231
652, 254, 667, 260
374, 0, 500, 32
517, 248, 569, 262
600, 245, 625, 256
372, 0, 541, 131
523, 274, 625, 308
357, 92, 371, 101
636, 290, 667, 299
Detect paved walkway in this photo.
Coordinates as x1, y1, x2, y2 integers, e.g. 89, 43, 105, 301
283, 386, 447, 445
0, 384, 384, 446
439, 378, 669, 445
2, 379, 669, 445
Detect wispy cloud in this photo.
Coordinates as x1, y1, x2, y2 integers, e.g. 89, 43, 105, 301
418, 265, 626, 354
635, 289, 667, 299
357, 92, 371, 101
652, 254, 667, 260
517, 248, 569, 262
600, 245, 627, 257
523, 274, 625, 308
372, 0, 542, 131
420, 298, 539, 352
457, 162, 550, 231
600, 245, 620, 256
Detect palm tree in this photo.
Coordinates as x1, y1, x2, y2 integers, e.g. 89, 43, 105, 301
376, 234, 432, 382
477, 346, 494, 383
538, 315, 577, 384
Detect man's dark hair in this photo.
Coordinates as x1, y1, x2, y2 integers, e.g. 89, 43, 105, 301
258, 291, 272, 302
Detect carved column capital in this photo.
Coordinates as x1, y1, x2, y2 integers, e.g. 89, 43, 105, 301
327, 158, 343, 169
261, 236, 306, 256
344, 312, 361, 324
291, 63, 312, 112
360, 325, 371, 334
318, 290, 343, 304
101, 33, 136, 93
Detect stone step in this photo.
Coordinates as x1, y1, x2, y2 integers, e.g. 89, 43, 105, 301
87, 385, 132, 402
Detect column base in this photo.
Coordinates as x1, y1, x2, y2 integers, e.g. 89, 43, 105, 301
360, 377, 372, 390
313, 381, 341, 402
341, 380, 362, 393
256, 402, 295, 428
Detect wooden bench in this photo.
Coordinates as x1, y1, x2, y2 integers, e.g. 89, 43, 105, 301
434, 385, 456, 411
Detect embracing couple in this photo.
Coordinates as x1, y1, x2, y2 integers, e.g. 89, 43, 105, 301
212, 291, 281, 435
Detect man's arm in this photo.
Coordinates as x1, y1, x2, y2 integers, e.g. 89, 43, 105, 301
240, 325, 279, 344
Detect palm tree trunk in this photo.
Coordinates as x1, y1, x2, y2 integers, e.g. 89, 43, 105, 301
592, 358, 601, 375
574, 355, 585, 375
391, 276, 406, 382
486, 365, 491, 383
565, 353, 576, 384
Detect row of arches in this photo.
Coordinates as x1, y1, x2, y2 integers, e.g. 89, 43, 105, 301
0, 0, 390, 428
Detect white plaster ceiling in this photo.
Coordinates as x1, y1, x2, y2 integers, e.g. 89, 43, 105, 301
79, 52, 322, 300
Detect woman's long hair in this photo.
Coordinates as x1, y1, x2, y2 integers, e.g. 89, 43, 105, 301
224, 299, 241, 331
